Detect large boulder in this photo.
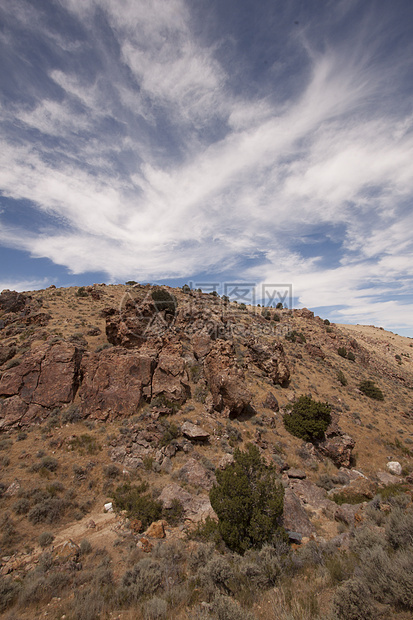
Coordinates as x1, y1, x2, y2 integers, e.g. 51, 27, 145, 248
247, 340, 290, 386
204, 341, 251, 416
178, 458, 216, 490
159, 483, 216, 523
0, 290, 29, 314
79, 346, 156, 419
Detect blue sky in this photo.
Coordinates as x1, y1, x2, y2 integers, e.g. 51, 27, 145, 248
1, 0, 413, 336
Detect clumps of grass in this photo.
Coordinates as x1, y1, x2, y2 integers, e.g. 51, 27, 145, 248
38, 531, 54, 548
68, 433, 101, 455
61, 404, 82, 424
28, 497, 68, 524
331, 491, 369, 506
31, 455, 59, 474
358, 380, 384, 401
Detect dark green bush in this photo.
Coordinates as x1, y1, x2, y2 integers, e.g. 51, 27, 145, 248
358, 380, 384, 400
347, 351, 356, 362
209, 444, 285, 554
75, 286, 88, 298
337, 370, 347, 386
338, 347, 347, 358
324, 319, 330, 325
285, 330, 306, 343
283, 395, 332, 442
151, 288, 177, 315
113, 482, 162, 529
332, 578, 375, 619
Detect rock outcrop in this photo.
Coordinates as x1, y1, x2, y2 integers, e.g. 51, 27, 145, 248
79, 346, 156, 419
204, 341, 251, 416
0, 342, 81, 428
247, 340, 290, 386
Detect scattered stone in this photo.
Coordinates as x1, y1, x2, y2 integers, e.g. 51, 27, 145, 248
144, 520, 166, 539
104, 502, 113, 513
181, 421, 210, 441
287, 469, 306, 479
387, 461, 402, 476
130, 519, 143, 533
247, 340, 290, 386
137, 538, 153, 553
317, 423, 355, 468
4, 480, 20, 497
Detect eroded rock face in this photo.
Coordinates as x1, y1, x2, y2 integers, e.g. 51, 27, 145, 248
0, 342, 81, 428
79, 347, 157, 419
247, 340, 290, 386
151, 342, 190, 403
204, 341, 251, 416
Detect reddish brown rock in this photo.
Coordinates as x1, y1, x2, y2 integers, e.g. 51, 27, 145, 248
0, 290, 29, 314
192, 333, 213, 359
144, 520, 167, 538
151, 342, 190, 403
305, 344, 325, 359
247, 340, 290, 386
0, 344, 17, 366
317, 425, 355, 468
79, 347, 156, 419
263, 392, 279, 411
0, 343, 81, 427
204, 341, 251, 415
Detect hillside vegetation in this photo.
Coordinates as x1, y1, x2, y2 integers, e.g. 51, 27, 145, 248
0, 283, 412, 619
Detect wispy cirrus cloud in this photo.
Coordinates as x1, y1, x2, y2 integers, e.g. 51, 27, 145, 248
0, 0, 412, 333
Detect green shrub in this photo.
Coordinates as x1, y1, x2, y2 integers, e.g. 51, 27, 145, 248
182, 284, 191, 294
151, 288, 177, 315
285, 330, 306, 343
324, 319, 330, 325
283, 395, 332, 442
338, 347, 347, 358
113, 482, 162, 529
337, 370, 347, 386
75, 286, 88, 298
347, 351, 356, 362
209, 444, 285, 554
358, 380, 384, 401
126, 280, 138, 285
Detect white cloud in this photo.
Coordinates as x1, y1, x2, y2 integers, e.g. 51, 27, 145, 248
0, 0, 412, 332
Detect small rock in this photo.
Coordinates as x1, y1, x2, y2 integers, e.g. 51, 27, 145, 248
104, 502, 113, 512
144, 520, 166, 539
129, 519, 143, 533
387, 461, 402, 476
137, 537, 153, 553
287, 468, 306, 479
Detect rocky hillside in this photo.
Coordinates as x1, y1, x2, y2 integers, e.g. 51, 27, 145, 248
0, 283, 412, 619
